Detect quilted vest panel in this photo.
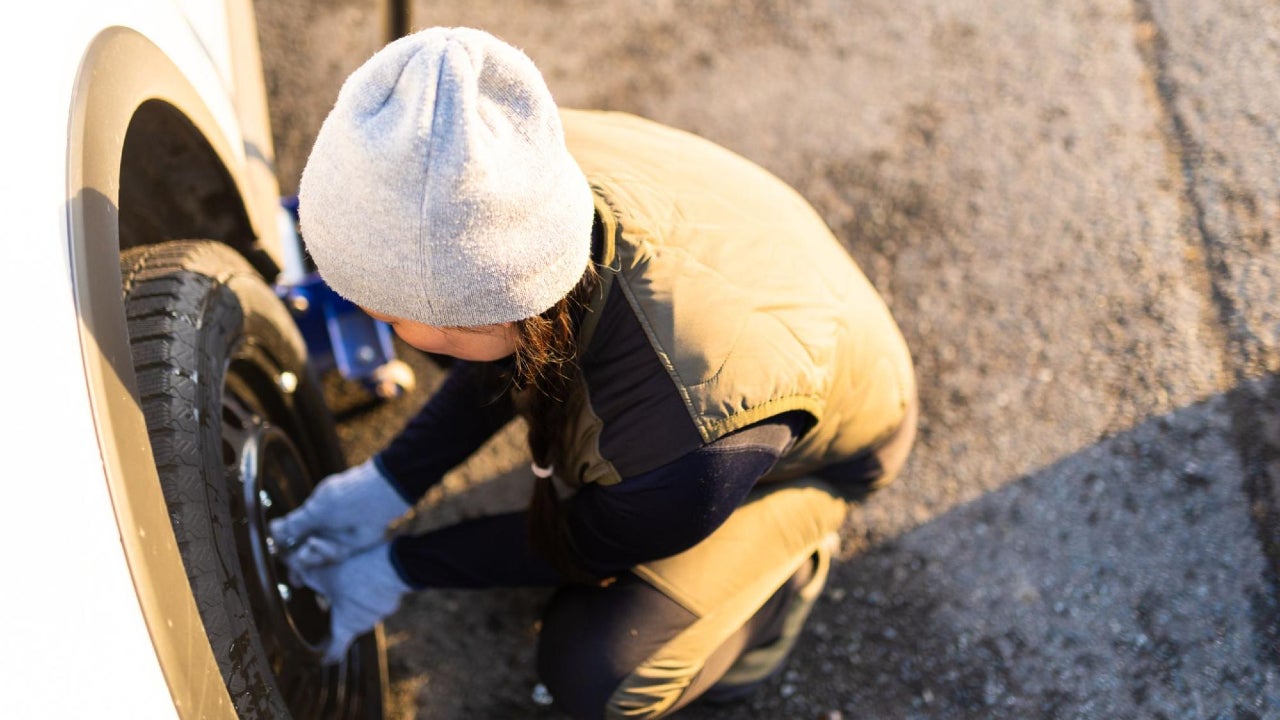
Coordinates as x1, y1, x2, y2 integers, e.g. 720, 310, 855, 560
560, 109, 915, 483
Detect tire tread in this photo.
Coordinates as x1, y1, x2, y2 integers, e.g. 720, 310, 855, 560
119, 241, 325, 718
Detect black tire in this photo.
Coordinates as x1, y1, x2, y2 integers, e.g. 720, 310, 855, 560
120, 240, 387, 719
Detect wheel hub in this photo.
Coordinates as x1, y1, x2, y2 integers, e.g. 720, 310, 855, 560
247, 427, 332, 646
222, 392, 331, 655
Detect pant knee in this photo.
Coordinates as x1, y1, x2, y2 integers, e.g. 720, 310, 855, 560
537, 577, 697, 719
538, 643, 696, 720
536, 608, 620, 719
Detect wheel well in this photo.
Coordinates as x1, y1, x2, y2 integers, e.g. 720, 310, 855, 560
118, 99, 278, 279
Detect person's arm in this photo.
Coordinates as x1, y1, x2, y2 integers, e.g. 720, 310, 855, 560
565, 415, 800, 576
270, 361, 517, 569
389, 413, 806, 588
376, 361, 516, 501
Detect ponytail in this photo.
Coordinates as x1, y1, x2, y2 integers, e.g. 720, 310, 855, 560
510, 265, 602, 585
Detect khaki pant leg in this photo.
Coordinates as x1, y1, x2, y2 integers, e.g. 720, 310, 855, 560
605, 478, 848, 719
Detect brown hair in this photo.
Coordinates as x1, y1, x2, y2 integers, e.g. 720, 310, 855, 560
510, 264, 603, 584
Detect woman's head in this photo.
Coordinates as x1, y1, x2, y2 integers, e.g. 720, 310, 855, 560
299, 27, 593, 331
305, 28, 603, 582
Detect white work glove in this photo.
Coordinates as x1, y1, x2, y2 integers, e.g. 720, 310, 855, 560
290, 542, 411, 664
268, 458, 411, 570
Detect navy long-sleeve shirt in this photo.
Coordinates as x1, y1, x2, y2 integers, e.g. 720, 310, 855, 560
378, 362, 806, 588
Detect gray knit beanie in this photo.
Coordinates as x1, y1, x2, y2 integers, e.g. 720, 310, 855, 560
298, 27, 593, 327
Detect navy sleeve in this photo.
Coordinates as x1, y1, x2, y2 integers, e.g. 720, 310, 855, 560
390, 413, 807, 588
376, 361, 516, 502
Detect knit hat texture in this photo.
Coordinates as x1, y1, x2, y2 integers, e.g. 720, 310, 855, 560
298, 27, 593, 327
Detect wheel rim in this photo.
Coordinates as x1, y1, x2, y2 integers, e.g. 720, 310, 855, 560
221, 360, 374, 718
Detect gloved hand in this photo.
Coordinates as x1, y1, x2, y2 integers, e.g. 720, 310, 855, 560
269, 458, 411, 570
290, 541, 411, 664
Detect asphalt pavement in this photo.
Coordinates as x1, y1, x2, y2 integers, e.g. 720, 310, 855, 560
255, 1, 1280, 717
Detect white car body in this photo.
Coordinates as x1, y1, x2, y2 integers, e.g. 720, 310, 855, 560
1, 1, 285, 716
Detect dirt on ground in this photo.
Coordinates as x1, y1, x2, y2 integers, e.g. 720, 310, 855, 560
256, 1, 1280, 718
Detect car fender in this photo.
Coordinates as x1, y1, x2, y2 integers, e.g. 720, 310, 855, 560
0, 2, 277, 717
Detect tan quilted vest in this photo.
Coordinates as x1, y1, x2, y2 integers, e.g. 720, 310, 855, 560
556, 109, 915, 486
